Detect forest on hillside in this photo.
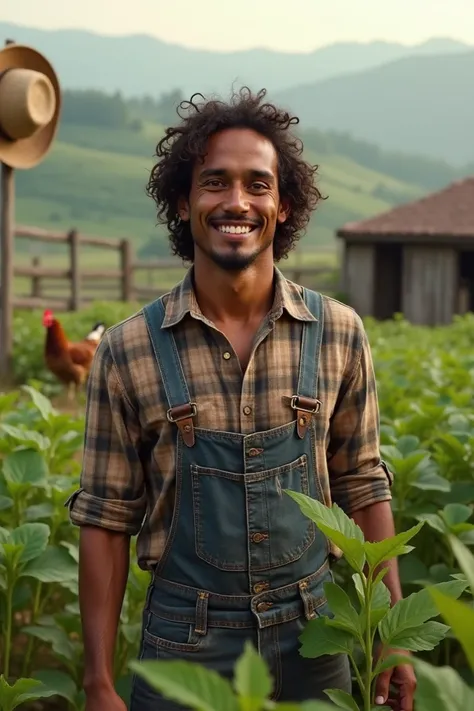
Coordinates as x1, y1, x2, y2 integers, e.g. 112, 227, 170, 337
61, 88, 474, 192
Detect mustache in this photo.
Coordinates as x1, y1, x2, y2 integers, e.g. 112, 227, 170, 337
209, 215, 262, 225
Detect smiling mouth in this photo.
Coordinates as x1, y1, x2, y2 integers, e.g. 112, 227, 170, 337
210, 222, 260, 236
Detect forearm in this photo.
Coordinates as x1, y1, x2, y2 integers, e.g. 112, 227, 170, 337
79, 526, 131, 692
351, 500, 403, 605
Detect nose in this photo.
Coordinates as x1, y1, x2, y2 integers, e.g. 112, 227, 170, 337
222, 183, 249, 214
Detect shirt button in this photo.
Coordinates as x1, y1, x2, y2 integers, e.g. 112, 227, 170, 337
253, 582, 269, 594
251, 532, 267, 544
223, 351, 231, 360
247, 447, 260, 457
243, 405, 252, 416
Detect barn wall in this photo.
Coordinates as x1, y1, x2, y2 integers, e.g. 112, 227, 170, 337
343, 243, 375, 317
401, 246, 458, 325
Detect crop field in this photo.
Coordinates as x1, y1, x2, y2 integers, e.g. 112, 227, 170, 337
1, 304, 474, 709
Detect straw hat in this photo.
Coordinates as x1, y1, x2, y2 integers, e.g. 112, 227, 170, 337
0, 43, 61, 169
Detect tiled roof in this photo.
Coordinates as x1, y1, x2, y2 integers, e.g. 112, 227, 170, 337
337, 177, 474, 238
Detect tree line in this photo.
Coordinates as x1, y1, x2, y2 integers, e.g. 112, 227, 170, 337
60, 88, 473, 191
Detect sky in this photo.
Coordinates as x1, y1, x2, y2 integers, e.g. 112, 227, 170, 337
2, 0, 474, 53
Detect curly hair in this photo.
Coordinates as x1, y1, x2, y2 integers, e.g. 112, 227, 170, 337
146, 87, 325, 262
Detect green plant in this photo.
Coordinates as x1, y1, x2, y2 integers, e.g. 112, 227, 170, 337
130, 493, 468, 711
0, 386, 149, 709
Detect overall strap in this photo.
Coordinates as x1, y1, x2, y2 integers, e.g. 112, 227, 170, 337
142, 298, 196, 447
292, 288, 324, 439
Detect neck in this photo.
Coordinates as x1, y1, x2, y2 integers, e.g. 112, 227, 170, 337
193, 252, 275, 323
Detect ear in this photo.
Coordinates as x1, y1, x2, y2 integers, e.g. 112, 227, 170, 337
277, 198, 290, 224
178, 195, 190, 222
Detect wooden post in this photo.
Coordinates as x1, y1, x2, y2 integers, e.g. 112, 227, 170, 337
31, 256, 41, 298
0, 162, 14, 380
69, 229, 80, 310
0, 39, 15, 381
120, 239, 132, 301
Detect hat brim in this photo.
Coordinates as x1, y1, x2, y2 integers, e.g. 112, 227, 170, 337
0, 44, 61, 169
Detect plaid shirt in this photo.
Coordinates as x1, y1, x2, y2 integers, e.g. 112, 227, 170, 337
68, 267, 392, 570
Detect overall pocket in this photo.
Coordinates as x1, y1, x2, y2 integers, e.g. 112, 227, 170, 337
191, 455, 316, 571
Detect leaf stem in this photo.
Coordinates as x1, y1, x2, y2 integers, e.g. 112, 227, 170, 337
21, 580, 43, 676
363, 572, 374, 711
4, 575, 14, 680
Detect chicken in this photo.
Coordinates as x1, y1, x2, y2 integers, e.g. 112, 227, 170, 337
42, 310, 106, 403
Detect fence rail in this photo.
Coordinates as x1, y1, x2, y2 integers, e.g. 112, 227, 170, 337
10, 224, 336, 314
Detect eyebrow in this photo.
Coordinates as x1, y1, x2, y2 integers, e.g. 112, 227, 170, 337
199, 168, 275, 181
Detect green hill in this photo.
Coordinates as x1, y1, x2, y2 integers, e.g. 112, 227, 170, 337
14, 122, 424, 258
275, 51, 474, 165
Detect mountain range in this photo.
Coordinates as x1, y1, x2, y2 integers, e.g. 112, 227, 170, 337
1, 21, 470, 96
1, 22, 473, 165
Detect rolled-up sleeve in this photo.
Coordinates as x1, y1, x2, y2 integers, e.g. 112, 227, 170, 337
67, 335, 147, 534
328, 317, 393, 514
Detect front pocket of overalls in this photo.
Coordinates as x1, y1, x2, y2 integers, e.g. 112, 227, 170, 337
191, 455, 315, 571
143, 612, 204, 653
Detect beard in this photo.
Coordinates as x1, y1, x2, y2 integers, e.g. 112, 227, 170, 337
199, 234, 274, 272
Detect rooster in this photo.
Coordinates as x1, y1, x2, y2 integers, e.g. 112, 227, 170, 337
42, 310, 106, 403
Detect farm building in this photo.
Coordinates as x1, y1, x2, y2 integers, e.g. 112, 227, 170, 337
336, 177, 474, 325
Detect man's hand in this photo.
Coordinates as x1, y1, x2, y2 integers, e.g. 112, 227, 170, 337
374, 649, 416, 711
85, 687, 127, 711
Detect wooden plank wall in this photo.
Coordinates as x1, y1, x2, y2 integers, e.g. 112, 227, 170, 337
402, 246, 458, 325
343, 243, 375, 317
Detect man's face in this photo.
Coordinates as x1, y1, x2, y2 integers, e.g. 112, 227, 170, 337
179, 128, 289, 271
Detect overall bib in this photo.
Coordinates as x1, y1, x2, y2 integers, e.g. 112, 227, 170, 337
130, 289, 351, 710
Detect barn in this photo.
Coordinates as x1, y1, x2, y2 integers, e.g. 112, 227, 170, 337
336, 177, 474, 325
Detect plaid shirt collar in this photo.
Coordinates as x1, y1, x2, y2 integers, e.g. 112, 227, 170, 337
161, 267, 317, 329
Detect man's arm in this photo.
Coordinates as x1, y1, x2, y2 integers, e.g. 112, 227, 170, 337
79, 527, 130, 694
67, 337, 147, 699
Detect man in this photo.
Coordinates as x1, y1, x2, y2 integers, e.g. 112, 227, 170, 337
68, 88, 416, 711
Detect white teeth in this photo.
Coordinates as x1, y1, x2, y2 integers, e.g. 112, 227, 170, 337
216, 224, 253, 234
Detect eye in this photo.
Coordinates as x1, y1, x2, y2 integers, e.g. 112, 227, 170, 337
203, 179, 225, 188
250, 182, 268, 191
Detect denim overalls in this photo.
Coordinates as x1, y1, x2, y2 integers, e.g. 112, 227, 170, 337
130, 288, 351, 709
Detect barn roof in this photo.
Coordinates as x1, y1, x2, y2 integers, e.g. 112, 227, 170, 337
337, 177, 474, 240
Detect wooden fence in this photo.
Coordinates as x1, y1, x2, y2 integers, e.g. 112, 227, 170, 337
11, 225, 337, 312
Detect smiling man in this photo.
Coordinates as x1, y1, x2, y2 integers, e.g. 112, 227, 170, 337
69, 88, 415, 711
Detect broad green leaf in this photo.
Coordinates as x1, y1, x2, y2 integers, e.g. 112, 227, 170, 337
364, 522, 424, 569
129, 659, 239, 711
411, 471, 451, 492
0, 423, 51, 451
416, 513, 446, 535
0, 675, 45, 711
323, 582, 361, 636
22, 385, 56, 421
10, 522, 50, 564
323, 689, 360, 711
413, 659, 474, 711
430, 589, 474, 670
388, 621, 450, 652
378, 579, 467, 644
21, 545, 78, 583
375, 653, 415, 675
274, 703, 336, 711
3, 449, 48, 488
298, 617, 354, 659
448, 535, 474, 594
22, 625, 77, 662
284, 492, 365, 571
32, 670, 78, 705
442, 503, 472, 527
25, 503, 55, 520
234, 641, 273, 710
0, 495, 13, 511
